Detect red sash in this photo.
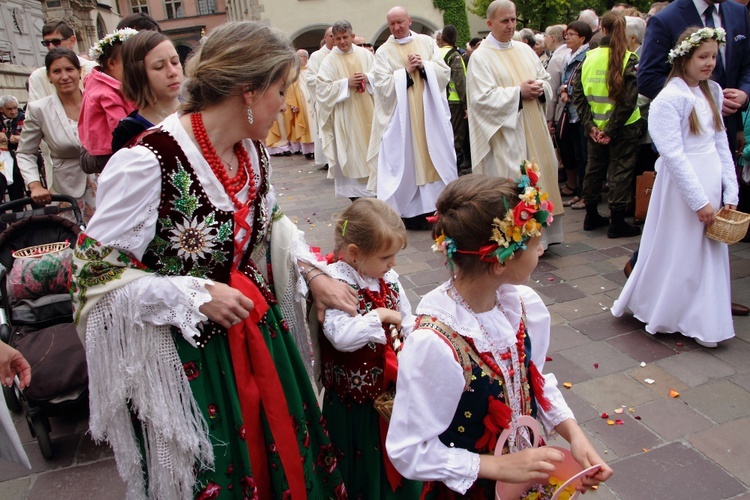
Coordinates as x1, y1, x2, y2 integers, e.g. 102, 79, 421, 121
228, 270, 307, 500
381, 342, 402, 491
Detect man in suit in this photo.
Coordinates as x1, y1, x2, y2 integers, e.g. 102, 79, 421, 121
0, 95, 25, 203
636, 0, 750, 315
638, 0, 750, 148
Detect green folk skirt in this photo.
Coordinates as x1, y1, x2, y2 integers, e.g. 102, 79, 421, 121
174, 301, 346, 499
323, 390, 422, 499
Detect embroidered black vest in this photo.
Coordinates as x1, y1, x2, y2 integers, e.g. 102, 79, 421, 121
320, 279, 401, 403
137, 130, 272, 347
417, 314, 540, 499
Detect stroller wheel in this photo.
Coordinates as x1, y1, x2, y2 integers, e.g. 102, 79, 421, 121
29, 412, 53, 459
2, 384, 21, 413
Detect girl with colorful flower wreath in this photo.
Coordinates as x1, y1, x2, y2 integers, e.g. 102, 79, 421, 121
612, 27, 739, 348
71, 22, 353, 499
78, 28, 138, 173
386, 171, 612, 498
318, 197, 422, 498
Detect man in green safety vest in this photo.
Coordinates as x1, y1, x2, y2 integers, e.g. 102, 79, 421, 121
573, 12, 642, 239
438, 25, 469, 175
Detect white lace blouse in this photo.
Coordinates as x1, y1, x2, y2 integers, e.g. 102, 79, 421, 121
386, 282, 575, 494
86, 113, 324, 346
323, 261, 414, 351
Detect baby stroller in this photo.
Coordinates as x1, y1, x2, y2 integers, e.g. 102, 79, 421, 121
0, 195, 87, 459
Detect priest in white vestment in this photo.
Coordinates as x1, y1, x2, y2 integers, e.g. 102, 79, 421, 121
295, 49, 317, 159
367, 6, 457, 228
316, 21, 376, 199
306, 27, 334, 168
467, 0, 565, 246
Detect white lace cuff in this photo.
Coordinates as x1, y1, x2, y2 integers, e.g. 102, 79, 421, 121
134, 275, 213, 347
444, 451, 481, 494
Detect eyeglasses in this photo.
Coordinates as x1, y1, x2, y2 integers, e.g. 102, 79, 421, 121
564, 32, 581, 39
41, 37, 70, 47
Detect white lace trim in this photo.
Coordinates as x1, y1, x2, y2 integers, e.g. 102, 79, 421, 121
455, 453, 481, 494
86, 285, 213, 500
416, 281, 521, 354
135, 275, 213, 348
327, 260, 399, 289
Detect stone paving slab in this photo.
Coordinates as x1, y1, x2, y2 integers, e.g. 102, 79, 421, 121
689, 418, 750, 487
628, 363, 690, 398
1, 154, 748, 499
583, 414, 663, 458
606, 331, 678, 364
558, 341, 640, 377
573, 373, 659, 414
28, 459, 125, 499
633, 397, 714, 441
656, 349, 738, 387
680, 380, 750, 424
604, 443, 747, 500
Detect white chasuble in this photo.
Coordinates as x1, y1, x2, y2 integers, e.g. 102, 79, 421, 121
316, 46, 375, 182
467, 38, 563, 217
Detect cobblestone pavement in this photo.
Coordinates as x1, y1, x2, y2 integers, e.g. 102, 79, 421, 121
1, 153, 749, 499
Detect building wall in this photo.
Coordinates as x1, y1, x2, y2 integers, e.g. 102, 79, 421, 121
0, 0, 47, 67
116, 0, 227, 54
0, 63, 34, 104
225, 0, 490, 52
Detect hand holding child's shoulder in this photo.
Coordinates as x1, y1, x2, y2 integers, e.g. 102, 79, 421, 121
375, 308, 402, 330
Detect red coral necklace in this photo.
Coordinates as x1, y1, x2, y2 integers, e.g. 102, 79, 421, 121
190, 112, 256, 210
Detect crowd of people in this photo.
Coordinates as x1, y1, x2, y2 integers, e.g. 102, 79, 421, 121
0, 0, 748, 497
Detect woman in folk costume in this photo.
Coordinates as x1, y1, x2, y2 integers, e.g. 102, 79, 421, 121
71, 21, 356, 499
386, 171, 612, 498
612, 27, 738, 348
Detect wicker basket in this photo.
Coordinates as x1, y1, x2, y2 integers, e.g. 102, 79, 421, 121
706, 209, 750, 245
12, 241, 71, 259
373, 389, 396, 422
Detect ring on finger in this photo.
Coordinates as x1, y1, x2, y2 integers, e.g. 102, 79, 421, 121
232, 316, 241, 325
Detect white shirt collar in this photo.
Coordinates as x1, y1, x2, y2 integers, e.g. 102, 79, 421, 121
395, 31, 415, 44
693, 0, 720, 19
332, 46, 355, 55
486, 32, 514, 50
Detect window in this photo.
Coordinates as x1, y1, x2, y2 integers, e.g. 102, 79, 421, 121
164, 0, 184, 19
46, 0, 62, 8
130, 0, 148, 14
197, 0, 215, 15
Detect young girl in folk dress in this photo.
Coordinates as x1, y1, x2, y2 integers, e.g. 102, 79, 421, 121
320, 198, 422, 498
612, 27, 739, 348
387, 170, 612, 498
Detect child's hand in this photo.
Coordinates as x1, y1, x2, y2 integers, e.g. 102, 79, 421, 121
697, 203, 716, 225
479, 446, 564, 483
375, 308, 402, 329
568, 432, 613, 492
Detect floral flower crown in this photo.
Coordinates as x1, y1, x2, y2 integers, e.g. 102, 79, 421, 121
431, 161, 554, 267
89, 28, 139, 62
667, 27, 726, 64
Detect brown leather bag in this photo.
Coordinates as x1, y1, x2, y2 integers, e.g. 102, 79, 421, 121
635, 171, 656, 222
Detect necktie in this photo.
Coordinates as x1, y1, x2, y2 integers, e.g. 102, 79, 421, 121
704, 4, 726, 84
